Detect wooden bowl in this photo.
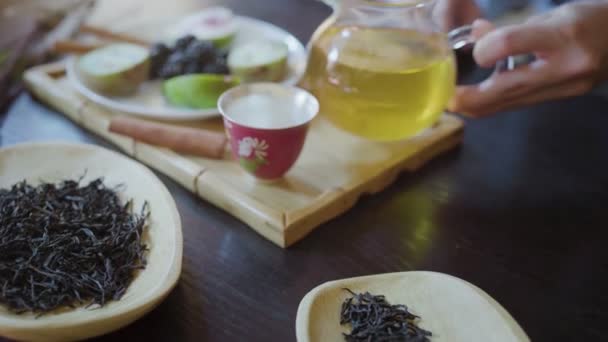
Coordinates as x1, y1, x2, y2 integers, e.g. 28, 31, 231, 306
296, 271, 530, 342
0, 142, 183, 342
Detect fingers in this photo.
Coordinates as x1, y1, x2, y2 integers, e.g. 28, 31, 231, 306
473, 23, 562, 68
448, 73, 590, 117
447, 2, 606, 117
471, 19, 494, 40
473, 79, 591, 115
447, 62, 561, 116
509, 81, 590, 111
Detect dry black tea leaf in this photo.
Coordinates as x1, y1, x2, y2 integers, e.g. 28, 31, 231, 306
340, 288, 432, 342
0, 177, 149, 315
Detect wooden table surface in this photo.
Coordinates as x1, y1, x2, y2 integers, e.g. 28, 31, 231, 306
2, 0, 608, 341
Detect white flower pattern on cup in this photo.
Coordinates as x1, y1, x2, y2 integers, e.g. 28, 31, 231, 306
237, 137, 269, 173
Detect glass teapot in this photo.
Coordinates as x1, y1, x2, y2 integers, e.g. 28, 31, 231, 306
300, 0, 457, 141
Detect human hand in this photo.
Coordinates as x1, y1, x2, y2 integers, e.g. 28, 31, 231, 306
448, 1, 608, 117
433, 0, 481, 31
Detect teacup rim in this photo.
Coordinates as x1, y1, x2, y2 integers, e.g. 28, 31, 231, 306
218, 82, 319, 131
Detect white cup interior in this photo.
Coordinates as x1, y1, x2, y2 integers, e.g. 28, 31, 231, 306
218, 83, 319, 130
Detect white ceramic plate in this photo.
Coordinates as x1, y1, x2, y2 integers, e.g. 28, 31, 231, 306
66, 16, 307, 121
296, 271, 530, 342
0, 142, 183, 342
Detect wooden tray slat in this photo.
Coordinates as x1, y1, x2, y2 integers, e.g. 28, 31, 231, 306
23, 61, 464, 248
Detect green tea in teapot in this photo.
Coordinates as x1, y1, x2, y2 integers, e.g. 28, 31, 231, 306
302, 25, 456, 141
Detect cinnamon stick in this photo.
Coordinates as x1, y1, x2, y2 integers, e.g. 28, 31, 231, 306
109, 116, 228, 159
53, 40, 104, 54
80, 25, 149, 46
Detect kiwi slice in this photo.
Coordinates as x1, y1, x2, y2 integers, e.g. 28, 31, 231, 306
76, 43, 150, 96
163, 73, 240, 109
227, 40, 289, 83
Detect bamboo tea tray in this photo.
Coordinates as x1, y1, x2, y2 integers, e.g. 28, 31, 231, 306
23, 61, 464, 248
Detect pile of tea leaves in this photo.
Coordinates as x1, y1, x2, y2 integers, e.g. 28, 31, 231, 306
340, 289, 432, 341
0, 177, 149, 315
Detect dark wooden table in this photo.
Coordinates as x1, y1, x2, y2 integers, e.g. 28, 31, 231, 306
2, 0, 608, 341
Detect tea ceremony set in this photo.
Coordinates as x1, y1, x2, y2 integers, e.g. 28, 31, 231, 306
2, 0, 604, 341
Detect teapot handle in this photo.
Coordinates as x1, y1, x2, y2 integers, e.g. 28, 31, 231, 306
447, 24, 535, 73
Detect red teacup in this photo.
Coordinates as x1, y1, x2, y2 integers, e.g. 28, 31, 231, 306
218, 83, 319, 181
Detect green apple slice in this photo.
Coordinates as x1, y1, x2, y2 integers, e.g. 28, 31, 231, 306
227, 40, 289, 82
163, 73, 240, 109
76, 43, 150, 96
